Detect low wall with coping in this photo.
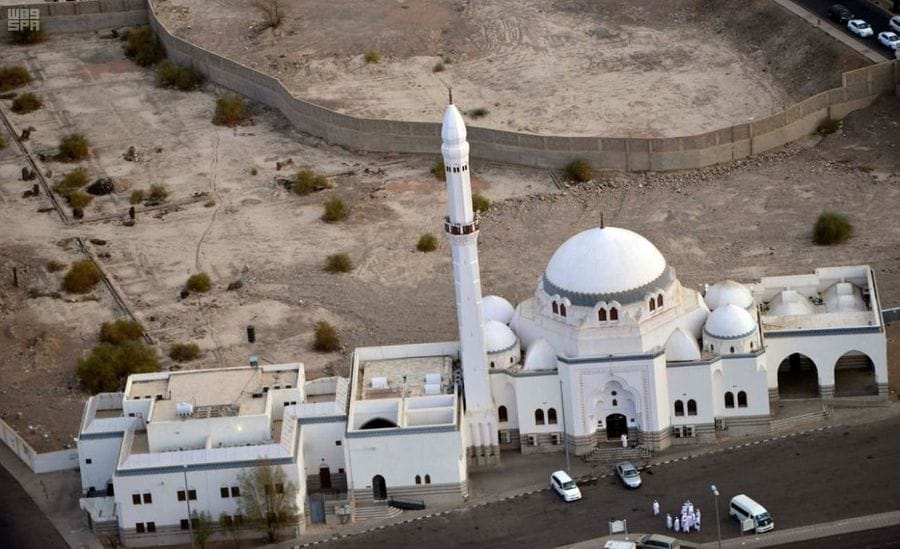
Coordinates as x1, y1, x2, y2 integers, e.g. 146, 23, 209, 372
0, 417, 79, 473
0, 0, 147, 37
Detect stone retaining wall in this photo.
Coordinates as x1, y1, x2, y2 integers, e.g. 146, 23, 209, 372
0, 0, 147, 37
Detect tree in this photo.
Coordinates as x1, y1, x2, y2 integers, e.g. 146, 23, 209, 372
219, 512, 242, 548
192, 510, 214, 549
237, 464, 299, 543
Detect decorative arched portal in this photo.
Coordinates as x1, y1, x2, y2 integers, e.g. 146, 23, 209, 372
834, 351, 877, 397
360, 417, 398, 430
605, 413, 628, 439
372, 475, 387, 501
777, 353, 819, 398
591, 379, 640, 439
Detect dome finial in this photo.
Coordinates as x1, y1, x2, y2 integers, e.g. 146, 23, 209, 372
448, 84, 453, 105
600, 213, 605, 229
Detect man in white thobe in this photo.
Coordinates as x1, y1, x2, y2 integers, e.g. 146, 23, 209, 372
621, 433, 628, 448
666, 513, 673, 530
653, 499, 660, 516
674, 517, 680, 532
695, 509, 701, 531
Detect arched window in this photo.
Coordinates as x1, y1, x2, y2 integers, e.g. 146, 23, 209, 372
547, 408, 558, 425
649, 298, 656, 312
750, 341, 754, 350
687, 399, 697, 416
424, 474, 431, 484
509, 356, 514, 364
730, 346, 735, 354
724, 392, 734, 409
738, 391, 748, 408
535, 409, 545, 425
610, 307, 619, 321
612, 399, 618, 407
490, 361, 495, 368
559, 303, 567, 317
552, 301, 558, 314
498, 405, 508, 423
674, 400, 684, 417
598, 308, 607, 322
657, 294, 664, 308
415, 475, 421, 485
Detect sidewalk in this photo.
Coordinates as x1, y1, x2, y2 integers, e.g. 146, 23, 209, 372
773, 0, 888, 63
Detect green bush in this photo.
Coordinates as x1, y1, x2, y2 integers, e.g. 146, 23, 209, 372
322, 197, 348, 223
77, 341, 160, 394
565, 159, 593, 183
292, 170, 330, 195
818, 118, 842, 136
186, 272, 212, 293
62, 260, 103, 294
148, 183, 169, 202
213, 95, 248, 127
53, 168, 90, 198
417, 233, 438, 252
57, 134, 90, 161
472, 192, 491, 213
67, 190, 93, 209
431, 158, 446, 182
130, 189, 145, 204
433, 62, 446, 73
813, 211, 854, 245
364, 51, 381, 64
99, 319, 144, 345
468, 107, 489, 119
313, 321, 341, 352
325, 253, 354, 273
0, 65, 32, 92
9, 27, 46, 45
123, 26, 165, 67
156, 60, 204, 91
11, 92, 42, 114
169, 342, 201, 362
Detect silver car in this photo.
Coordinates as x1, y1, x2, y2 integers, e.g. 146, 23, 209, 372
615, 461, 642, 489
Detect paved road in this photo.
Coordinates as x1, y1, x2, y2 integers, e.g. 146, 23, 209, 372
791, 0, 895, 58
0, 464, 67, 549
779, 524, 900, 547
328, 415, 900, 548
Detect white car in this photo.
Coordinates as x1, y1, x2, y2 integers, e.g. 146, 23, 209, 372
890, 16, 900, 34
878, 31, 900, 50
550, 470, 582, 502
847, 19, 874, 38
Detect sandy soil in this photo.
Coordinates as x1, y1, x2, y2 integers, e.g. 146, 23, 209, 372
0, 32, 896, 451
154, 0, 869, 137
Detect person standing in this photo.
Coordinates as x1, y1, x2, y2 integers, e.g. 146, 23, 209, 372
674, 517, 680, 532
652, 499, 660, 516
695, 509, 701, 531
666, 513, 673, 530
621, 433, 628, 448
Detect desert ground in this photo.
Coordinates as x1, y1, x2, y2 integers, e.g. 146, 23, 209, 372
0, 23, 898, 452
154, 0, 870, 137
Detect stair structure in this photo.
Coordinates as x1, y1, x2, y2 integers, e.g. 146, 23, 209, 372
582, 444, 651, 464
354, 501, 403, 521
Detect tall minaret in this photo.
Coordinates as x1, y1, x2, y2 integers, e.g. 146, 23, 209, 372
441, 102, 499, 467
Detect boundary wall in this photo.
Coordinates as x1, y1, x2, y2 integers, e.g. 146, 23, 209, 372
0, 0, 147, 37
0, 417, 79, 473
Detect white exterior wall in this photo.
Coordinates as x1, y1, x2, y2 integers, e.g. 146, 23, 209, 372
510, 374, 563, 434
78, 435, 124, 493
666, 364, 715, 425
147, 413, 271, 452
763, 331, 887, 390
300, 420, 346, 477
489, 372, 520, 430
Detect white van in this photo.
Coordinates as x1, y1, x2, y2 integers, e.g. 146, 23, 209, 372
729, 494, 774, 533
550, 470, 582, 502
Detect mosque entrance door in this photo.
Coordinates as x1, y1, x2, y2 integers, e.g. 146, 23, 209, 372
605, 413, 628, 439
319, 466, 332, 491
372, 475, 387, 501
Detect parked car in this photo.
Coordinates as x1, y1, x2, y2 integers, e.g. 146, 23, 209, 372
638, 533, 681, 549
550, 470, 582, 502
729, 494, 775, 533
615, 461, 642, 489
890, 16, 900, 34
879, 31, 900, 50
827, 4, 854, 24
847, 19, 874, 38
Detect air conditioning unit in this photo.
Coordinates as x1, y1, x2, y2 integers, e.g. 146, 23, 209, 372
715, 418, 727, 431
527, 434, 538, 446
551, 433, 561, 446
499, 431, 512, 444
672, 426, 684, 438
684, 425, 696, 438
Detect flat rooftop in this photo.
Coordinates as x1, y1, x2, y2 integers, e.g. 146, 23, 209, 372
357, 356, 452, 401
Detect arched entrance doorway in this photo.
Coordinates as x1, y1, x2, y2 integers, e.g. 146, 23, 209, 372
777, 353, 818, 398
606, 413, 628, 439
319, 464, 332, 491
834, 351, 877, 397
372, 475, 387, 501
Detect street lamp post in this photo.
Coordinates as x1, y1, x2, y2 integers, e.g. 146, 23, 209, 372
711, 484, 722, 549
183, 465, 196, 549
558, 380, 570, 472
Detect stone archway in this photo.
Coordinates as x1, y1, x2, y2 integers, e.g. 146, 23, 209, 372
605, 413, 628, 439
777, 353, 819, 398
372, 475, 387, 501
591, 379, 641, 437
834, 351, 877, 397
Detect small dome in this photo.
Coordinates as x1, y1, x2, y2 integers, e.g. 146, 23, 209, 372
523, 339, 557, 371
704, 304, 757, 339
484, 320, 517, 354
768, 290, 816, 316
483, 295, 515, 324
665, 329, 701, 361
544, 227, 668, 298
705, 280, 754, 311
822, 282, 866, 313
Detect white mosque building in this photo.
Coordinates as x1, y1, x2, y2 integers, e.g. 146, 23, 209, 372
75, 103, 889, 544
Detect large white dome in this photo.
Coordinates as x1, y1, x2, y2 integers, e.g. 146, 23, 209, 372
705, 280, 754, 311
543, 227, 668, 299
704, 304, 757, 339
484, 320, 518, 353
483, 295, 515, 324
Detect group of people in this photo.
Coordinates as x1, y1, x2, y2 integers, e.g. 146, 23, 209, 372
651, 499, 701, 534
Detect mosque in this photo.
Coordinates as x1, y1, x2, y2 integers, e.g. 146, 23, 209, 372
76, 103, 888, 542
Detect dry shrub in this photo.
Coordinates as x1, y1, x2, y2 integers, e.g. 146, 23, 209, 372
186, 272, 212, 293
67, 190, 93, 209
130, 189, 145, 204
322, 197, 347, 223
122, 26, 165, 67
364, 51, 381, 64
472, 192, 491, 213
213, 95, 248, 127
148, 183, 169, 202
62, 260, 103, 294
0, 65, 32, 92
813, 211, 854, 245
57, 133, 90, 161
157, 60, 204, 91
53, 168, 90, 198
325, 253, 353, 273
169, 343, 201, 362
313, 321, 341, 352
99, 319, 144, 345
431, 158, 446, 182
292, 170, 330, 195
565, 159, 593, 183
11, 92, 42, 114
417, 233, 438, 252
46, 260, 65, 273
77, 341, 160, 394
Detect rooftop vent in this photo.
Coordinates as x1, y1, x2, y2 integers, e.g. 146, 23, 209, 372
175, 402, 194, 417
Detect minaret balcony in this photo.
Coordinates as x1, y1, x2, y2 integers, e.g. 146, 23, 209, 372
444, 216, 480, 235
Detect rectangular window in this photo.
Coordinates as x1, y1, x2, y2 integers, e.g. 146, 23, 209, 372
135, 522, 145, 533
146, 522, 156, 533
234, 514, 244, 526
177, 490, 186, 502
85, 458, 92, 464
180, 519, 189, 530
142, 493, 152, 504
230, 486, 240, 497
338, 468, 345, 474
335, 440, 342, 446
220, 487, 230, 498
275, 483, 284, 494
222, 515, 233, 526
188, 489, 197, 501
132, 494, 141, 505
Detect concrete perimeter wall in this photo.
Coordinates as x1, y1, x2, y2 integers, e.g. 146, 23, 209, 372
0, 417, 79, 473
4, 0, 899, 172
0, 0, 147, 37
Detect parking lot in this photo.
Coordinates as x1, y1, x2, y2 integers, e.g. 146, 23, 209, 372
793, 0, 897, 58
